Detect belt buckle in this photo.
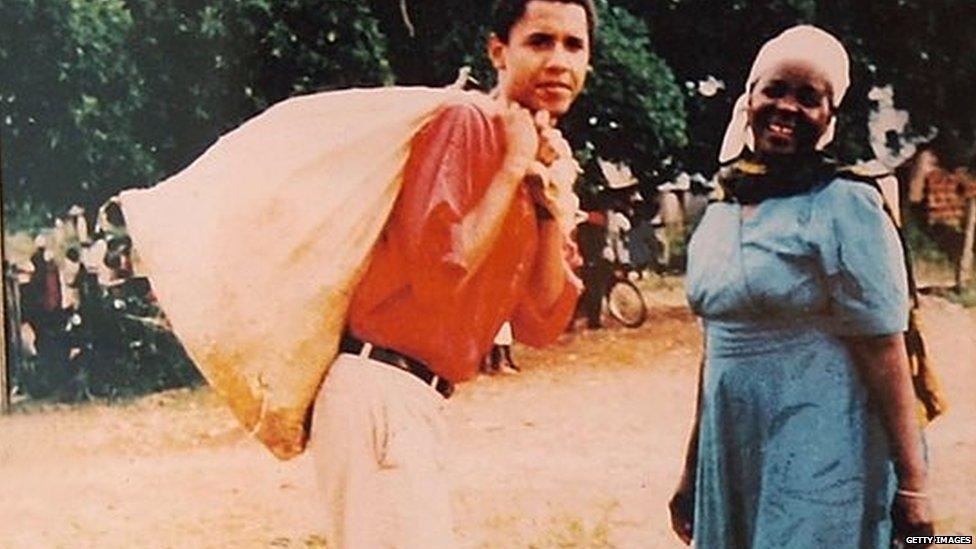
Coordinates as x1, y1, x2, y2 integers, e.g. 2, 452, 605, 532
353, 339, 450, 399
439, 379, 454, 399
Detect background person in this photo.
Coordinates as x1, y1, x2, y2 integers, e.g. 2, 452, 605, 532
482, 321, 520, 375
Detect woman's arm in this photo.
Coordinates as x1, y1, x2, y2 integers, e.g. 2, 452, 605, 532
848, 334, 926, 488
847, 333, 934, 539
679, 357, 703, 480
669, 337, 705, 545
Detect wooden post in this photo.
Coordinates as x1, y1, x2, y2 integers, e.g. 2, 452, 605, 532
0, 266, 8, 414
958, 196, 976, 290
0, 146, 8, 414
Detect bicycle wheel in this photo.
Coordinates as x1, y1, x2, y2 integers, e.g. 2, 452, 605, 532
606, 278, 648, 328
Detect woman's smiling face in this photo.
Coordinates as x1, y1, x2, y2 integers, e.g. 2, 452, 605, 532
747, 59, 834, 158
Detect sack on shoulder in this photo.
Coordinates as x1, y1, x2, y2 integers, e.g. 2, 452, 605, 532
117, 86, 485, 459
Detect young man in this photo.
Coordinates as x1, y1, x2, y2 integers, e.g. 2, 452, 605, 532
308, 0, 597, 547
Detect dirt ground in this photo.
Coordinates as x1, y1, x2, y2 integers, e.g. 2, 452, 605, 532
1, 284, 973, 548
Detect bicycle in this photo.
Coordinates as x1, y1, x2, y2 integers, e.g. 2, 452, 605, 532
603, 240, 648, 328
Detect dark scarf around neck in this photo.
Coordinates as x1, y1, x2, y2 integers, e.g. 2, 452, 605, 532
716, 152, 840, 205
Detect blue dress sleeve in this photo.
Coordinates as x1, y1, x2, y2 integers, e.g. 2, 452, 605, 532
813, 179, 909, 336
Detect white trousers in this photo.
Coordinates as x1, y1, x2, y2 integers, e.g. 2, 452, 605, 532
309, 352, 454, 548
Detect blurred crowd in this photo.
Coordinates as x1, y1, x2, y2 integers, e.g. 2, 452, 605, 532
3, 202, 174, 400
573, 161, 711, 329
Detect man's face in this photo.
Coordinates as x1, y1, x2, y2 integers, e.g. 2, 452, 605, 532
489, 1, 590, 119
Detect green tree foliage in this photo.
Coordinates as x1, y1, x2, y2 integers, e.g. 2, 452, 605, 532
561, 1, 687, 183
0, 0, 156, 223
3, 0, 683, 223
373, 0, 688, 184
368, 0, 492, 86
621, 0, 852, 171
5, 0, 974, 218
124, 0, 392, 178
825, 0, 976, 168
2, 0, 393, 401
1, 0, 392, 228
622, 0, 976, 173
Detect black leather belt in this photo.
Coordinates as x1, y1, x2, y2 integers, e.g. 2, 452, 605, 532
339, 335, 454, 399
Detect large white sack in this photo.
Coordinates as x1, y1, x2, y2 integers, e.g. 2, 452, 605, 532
119, 86, 479, 459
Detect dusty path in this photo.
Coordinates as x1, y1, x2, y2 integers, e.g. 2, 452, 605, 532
1, 292, 973, 548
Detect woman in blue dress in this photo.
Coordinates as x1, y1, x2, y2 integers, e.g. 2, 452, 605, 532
669, 26, 934, 548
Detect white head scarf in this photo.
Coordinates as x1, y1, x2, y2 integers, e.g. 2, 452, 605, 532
718, 25, 850, 163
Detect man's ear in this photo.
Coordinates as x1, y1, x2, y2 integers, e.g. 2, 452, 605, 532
487, 33, 506, 71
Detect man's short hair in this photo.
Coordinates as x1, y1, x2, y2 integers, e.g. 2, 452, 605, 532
491, 0, 598, 46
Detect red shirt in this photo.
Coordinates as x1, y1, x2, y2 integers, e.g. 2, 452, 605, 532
347, 102, 581, 382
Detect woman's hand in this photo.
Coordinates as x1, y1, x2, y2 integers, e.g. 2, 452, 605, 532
892, 492, 934, 546
668, 471, 695, 545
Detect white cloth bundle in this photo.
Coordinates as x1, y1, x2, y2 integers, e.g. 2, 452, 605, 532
120, 86, 478, 459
